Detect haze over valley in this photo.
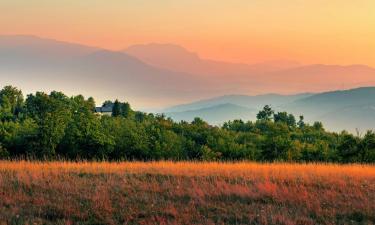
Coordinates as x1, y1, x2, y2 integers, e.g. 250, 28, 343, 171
1, 1, 375, 224
2, 35, 375, 110
2, 35, 375, 132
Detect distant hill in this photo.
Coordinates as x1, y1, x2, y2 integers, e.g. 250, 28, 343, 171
317, 105, 375, 134
284, 87, 375, 116
125, 43, 301, 76
0, 35, 218, 108
0, 35, 98, 59
163, 93, 312, 113
125, 43, 375, 95
280, 87, 375, 132
2, 35, 375, 110
165, 103, 257, 125
165, 87, 375, 132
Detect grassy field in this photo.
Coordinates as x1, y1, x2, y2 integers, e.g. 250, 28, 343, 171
0, 161, 374, 224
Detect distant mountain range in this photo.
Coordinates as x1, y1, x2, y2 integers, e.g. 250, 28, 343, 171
124, 43, 375, 94
163, 87, 375, 133
0, 35, 217, 108
166, 103, 257, 125
2, 35, 375, 109
1, 35, 375, 132
162, 93, 312, 113
124, 43, 301, 76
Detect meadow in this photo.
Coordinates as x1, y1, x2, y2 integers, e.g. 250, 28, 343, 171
0, 161, 374, 225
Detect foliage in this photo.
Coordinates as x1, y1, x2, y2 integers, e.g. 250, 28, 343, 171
0, 85, 374, 162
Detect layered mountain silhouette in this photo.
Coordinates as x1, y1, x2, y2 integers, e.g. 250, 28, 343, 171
2, 34, 375, 124
163, 93, 311, 113
124, 43, 375, 94
125, 43, 301, 76
0, 35, 218, 108
284, 87, 375, 132
164, 87, 375, 132
166, 103, 258, 125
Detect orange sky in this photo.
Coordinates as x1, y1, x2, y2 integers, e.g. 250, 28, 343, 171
1, 0, 375, 66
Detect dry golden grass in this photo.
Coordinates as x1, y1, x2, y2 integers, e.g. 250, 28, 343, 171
0, 161, 374, 224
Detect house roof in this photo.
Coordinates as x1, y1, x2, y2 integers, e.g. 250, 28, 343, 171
95, 106, 113, 113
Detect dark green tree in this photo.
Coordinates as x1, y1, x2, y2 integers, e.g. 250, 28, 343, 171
337, 132, 360, 162
25, 92, 72, 157
120, 102, 132, 118
358, 131, 375, 163
0, 86, 24, 120
297, 115, 305, 129
257, 105, 274, 121
274, 111, 296, 128
112, 100, 121, 117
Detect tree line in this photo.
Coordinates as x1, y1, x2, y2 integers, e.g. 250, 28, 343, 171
0, 86, 374, 162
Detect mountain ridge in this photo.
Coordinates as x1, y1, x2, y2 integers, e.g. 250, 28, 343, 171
165, 103, 257, 125
164, 87, 375, 132
2, 35, 375, 110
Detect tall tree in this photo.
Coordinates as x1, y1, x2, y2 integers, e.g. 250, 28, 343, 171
120, 102, 132, 118
0, 86, 24, 119
274, 111, 296, 128
297, 116, 305, 128
25, 92, 72, 157
257, 105, 274, 121
112, 100, 121, 117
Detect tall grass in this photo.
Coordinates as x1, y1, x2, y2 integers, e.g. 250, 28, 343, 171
0, 161, 374, 224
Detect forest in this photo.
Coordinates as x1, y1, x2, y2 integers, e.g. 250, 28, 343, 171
0, 85, 374, 163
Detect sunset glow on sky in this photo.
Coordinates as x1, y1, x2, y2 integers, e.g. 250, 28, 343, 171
1, 0, 375, 66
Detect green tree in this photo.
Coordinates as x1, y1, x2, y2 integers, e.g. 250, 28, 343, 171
25, 92, 72, 158
257, 105, 274, 121
0, 86, 24, 118
102, 117, 149, 160
120, 102, 132, 118
297, 116, 305, 128
58, 95, 114, 159
274, 111, 296, 128
337, 132, 360, 162
358, 131, 375, 163
112, 100, 121, 117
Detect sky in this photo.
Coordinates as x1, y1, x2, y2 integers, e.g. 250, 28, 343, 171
1, 0, 375, 66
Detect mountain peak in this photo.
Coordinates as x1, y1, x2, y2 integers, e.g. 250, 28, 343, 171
124, 43, 201, 70
0, 34, 99, 58
126, 43, 199, 58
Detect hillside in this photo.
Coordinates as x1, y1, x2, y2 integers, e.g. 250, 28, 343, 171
125, 43, 375, 95
165, 87, 375, 132
163, 93, 311, 113
0, 35, 216, 108
2, 35, 375, 109
125, 43, 301, 76
165, 103, 257, 124
281, 87, 375, 131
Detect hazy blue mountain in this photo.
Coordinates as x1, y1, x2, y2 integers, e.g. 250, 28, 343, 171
2, 35, 375, 111
284, 87, 375, 115
165, 87, 375, 132
281, 87, 375, 132
163, 93, 312, 113
165, 103, 257, 125
317, 105, 375, 134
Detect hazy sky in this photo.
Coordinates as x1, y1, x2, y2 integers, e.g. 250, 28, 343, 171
1, 0, 375, 66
